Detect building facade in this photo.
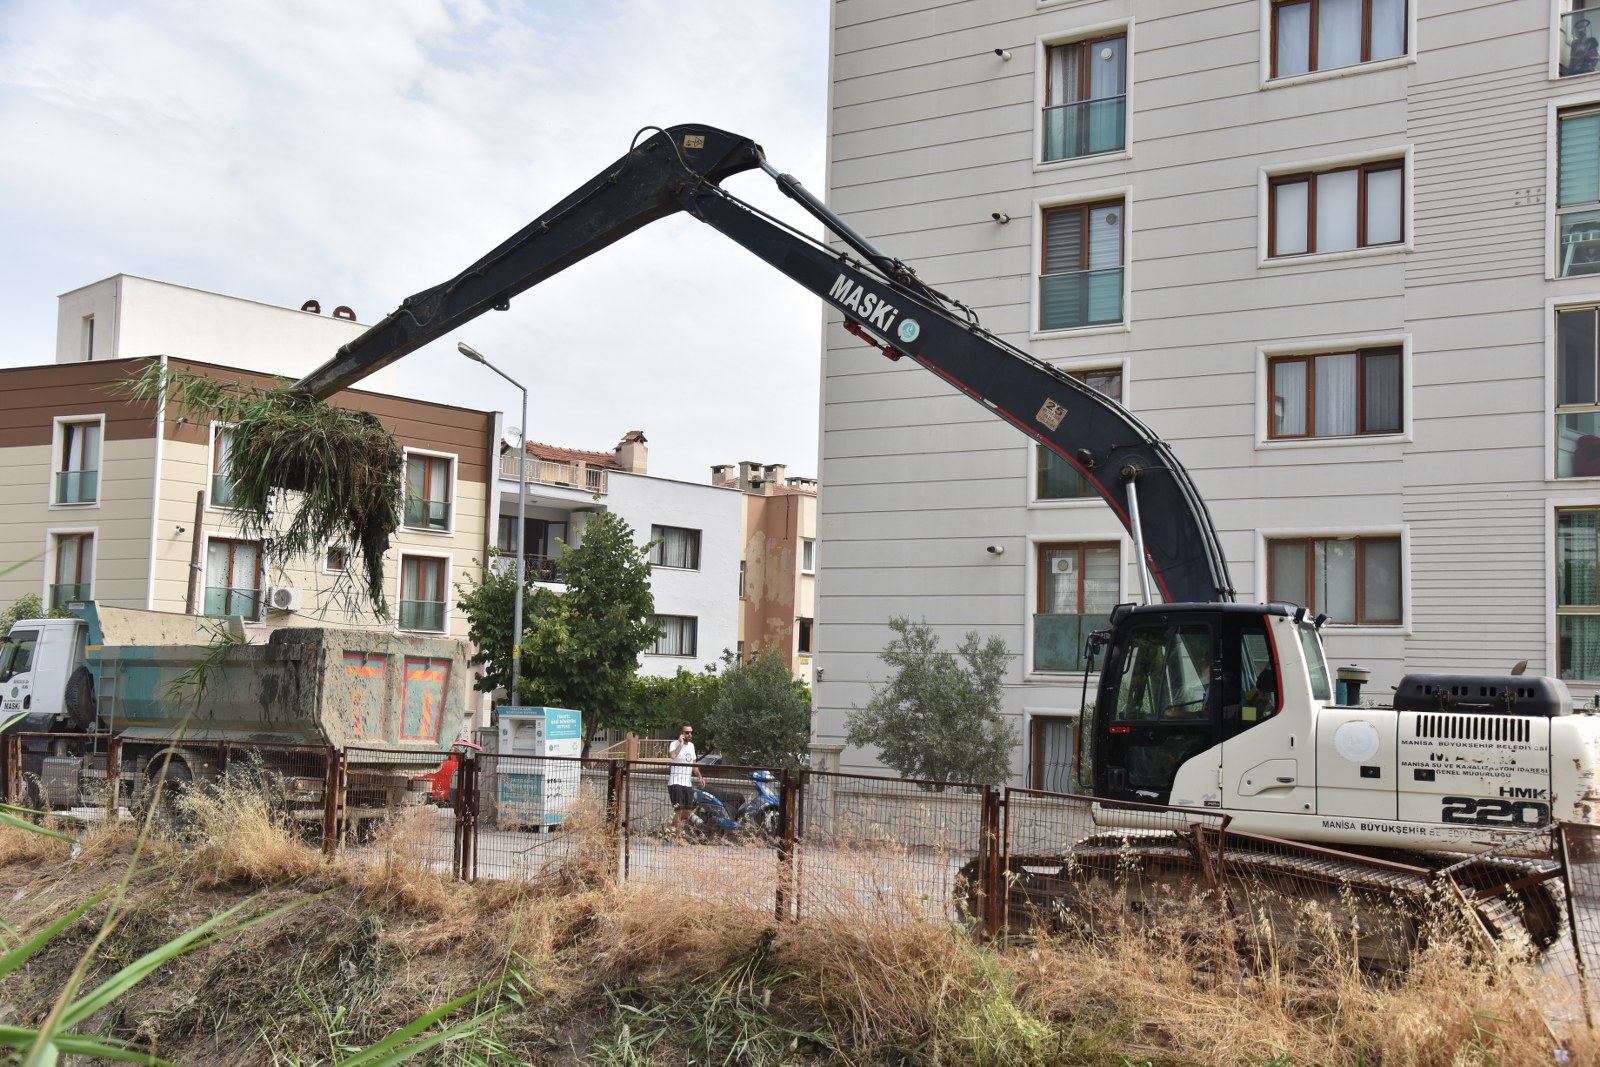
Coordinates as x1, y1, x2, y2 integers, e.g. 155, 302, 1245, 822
814, 0, 1600, 786
714, 461, 819, 685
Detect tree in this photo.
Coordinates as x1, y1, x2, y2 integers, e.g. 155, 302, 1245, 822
517, 510, 659, 755
702, 648, 812, 770
0, 593, 74, 635
845, 616, 1016, 788
455, 553, 533, 699
624, 666, 721, 738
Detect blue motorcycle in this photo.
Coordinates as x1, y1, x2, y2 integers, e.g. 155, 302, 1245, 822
684, 757, 781, 840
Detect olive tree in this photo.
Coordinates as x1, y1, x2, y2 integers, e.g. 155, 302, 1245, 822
702, 648, 811, 770
845, 616, 1016, 788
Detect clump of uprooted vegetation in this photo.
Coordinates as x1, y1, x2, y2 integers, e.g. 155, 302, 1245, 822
0, 790, 1594, 1066
120, 359, 402, 612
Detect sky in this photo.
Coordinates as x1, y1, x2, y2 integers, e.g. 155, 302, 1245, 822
0, 0, 830, 484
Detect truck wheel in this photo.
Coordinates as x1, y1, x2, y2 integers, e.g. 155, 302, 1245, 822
135, 758, 193, 839
63, 666, 96, 728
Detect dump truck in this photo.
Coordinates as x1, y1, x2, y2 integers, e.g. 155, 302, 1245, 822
0, 602, 471, 833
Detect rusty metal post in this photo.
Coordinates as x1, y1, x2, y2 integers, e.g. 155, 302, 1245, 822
104, 737, 122, 821
3, 733, 18, 805
321, 747, 342, 855
774, 769, 792, 922
787, 770, 805, 922
979, 786, 1002, 940
452, 747, 478, 881
607, 760, 624, 879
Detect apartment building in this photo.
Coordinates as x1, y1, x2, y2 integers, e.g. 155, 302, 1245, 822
713, 461, 819, 684
491, 433, 743, 679
815, 0, 1600, 786
0, 355, 496, 640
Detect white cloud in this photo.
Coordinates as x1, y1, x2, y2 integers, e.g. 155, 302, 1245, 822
0, 0, 828, 481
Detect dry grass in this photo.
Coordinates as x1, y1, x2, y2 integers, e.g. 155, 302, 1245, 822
174, 771, 324, 887
335, 804, 457, 916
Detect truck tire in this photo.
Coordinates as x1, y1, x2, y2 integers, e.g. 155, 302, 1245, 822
134, 757, 193, 839
63, 666, 96, 728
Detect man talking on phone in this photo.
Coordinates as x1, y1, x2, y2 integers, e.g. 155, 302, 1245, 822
667, 724, 705, 836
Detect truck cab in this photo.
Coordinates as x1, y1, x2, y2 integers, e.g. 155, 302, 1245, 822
0, 614, 88, 728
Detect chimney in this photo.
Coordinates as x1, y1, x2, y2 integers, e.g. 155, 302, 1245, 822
711, 464, 737, 487
614, 430, 648, 475
761, 463, 787, 487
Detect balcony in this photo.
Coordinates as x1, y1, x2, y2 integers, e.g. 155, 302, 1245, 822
48, 583, 90, 610
1563, 11, 1600, 77
499, 452, 608, 495
1039, 267, 1124, 331
1033, 613, 1110, 673
1560, 208, 1600, 276
54, 469, 98, 505
489, 553, 566, 585
404, 496, 451, 531
1042, 96, 1126, 162
399, 599, 447, 632
203, 586, 260, 619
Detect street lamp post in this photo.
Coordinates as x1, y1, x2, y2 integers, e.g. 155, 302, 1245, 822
459, 342, 527, 703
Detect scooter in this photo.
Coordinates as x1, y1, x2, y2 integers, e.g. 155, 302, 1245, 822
683, 757, 782, 840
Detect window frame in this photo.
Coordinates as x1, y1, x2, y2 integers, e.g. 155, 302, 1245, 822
1259, 148, 1412, 265
1555, 0, 1600, 80
397, 552, 451, 633
202, 535, 264, 621
801, 538, 816, 574
1032, 365, 1127, 503
648, 614, 699, 658
648, 524, 702, 570
1036, 21, 1133, 169
1554, 505, 1600, 679
1266, 159, 1406, 259
1262, 532, 1407, 627
323, 544, 350, 575
50, 414, 104, 508
207, 422, 241, 511
1262, 0, 1415, 86
1028, 538, 1124, 677
1258, 336, 1412, 448
401, 448, 457, 535
798, 616, 814, 655
1265, 346, 1404, 440
43, 527, 95, 610
1032, 188, 1132, 338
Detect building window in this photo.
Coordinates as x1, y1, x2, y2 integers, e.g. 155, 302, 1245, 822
1559, 108, 1600, 276
1043, 34, 1126, 163
1562, 2, 1600, 78
211, 425, 239, 508
801, 539, 816, 574
81, 315, 95, 362
649, 525, 701, 570
324, 545, 349, 573
798, 617, 813, 655
204, 538, 261, 619
1267, 536, 1401, 624
1268, 348, 1402, 439
54, 418, 101, 505
50, 533, 93, 609
1035, 543, 1120, 672
1271, 0, 1407, 79
1040, 200, 1124, 331
1269, 159, 1403, 257
738, 560, 747, 599
399, 555, 448, 632
650, 614, 698, 657
1556, 306, 1600, 476
1559, 509, 1600, 679
404, 453, 452, 531
1037, 369, 1123, 498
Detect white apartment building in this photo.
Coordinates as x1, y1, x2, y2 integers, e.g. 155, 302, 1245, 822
814, 0, 1600, 787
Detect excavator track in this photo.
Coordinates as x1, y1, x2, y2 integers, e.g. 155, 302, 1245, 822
958, 831, 1564, 970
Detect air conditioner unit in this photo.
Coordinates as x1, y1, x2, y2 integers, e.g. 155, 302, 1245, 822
266, 586, 302, 613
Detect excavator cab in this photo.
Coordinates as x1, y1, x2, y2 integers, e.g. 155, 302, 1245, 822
1088, 604, 1288, 805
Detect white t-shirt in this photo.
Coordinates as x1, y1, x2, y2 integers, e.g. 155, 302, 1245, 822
668, 738, 697, 787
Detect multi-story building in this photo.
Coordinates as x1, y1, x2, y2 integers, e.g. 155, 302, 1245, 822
814, 1, 1600, 787
713, 461, 819, 684
491, 433, 743, 679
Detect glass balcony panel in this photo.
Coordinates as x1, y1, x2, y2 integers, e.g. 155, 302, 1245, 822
1033, 613, 1110, 672
203, 586, 260, 618
405, 497, 451, 530
1560, 614, 1600, 680
54, 470, 98, 504
1558, 410, 1600, 477
211, 473, 237, 508
1559, 207, 1600, 276
400, 600, 446, 631
1042, 96, 1126, 162
48, 584, 91, 610
1039, 267, 1123, 331
1563, 11, 1600, 78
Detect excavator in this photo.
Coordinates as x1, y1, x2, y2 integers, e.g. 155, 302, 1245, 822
291, 124, 1600, 956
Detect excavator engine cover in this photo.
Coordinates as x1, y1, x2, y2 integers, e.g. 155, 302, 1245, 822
1393, 673, 1571, 717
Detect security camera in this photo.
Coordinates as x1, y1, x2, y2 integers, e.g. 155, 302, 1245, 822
986, 545, 1004, 555
994, 48, 1012, 60
991, 212, 1011, 224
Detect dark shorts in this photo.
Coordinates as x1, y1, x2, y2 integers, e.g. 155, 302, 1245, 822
669, 784, 695, 811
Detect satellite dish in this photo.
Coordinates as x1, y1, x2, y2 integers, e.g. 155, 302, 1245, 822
503, 428, 524, 450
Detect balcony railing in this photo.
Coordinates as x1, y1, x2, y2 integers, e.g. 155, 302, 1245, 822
1560, 208, 1600, 276
211, 473, 238, 509
1042, 96, 1126, 162
404, 497, 451, 530
48, 583, 91, 610
1039, 267, 1124, 331
498, 452, 609, 495
399, 600, 447, 632
203, 585, 260, 619
1034, 612, 1111, 673
1563, 11, 1600, 77
54, 469, 98, 505
489, 553, 566, 584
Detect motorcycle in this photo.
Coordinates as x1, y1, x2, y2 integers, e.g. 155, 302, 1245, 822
682, 756, 782, 840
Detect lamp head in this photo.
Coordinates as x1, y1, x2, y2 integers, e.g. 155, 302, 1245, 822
457, 341, 487, 364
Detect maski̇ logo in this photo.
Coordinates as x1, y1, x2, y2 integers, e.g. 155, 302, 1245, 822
897, 319, 921, 344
